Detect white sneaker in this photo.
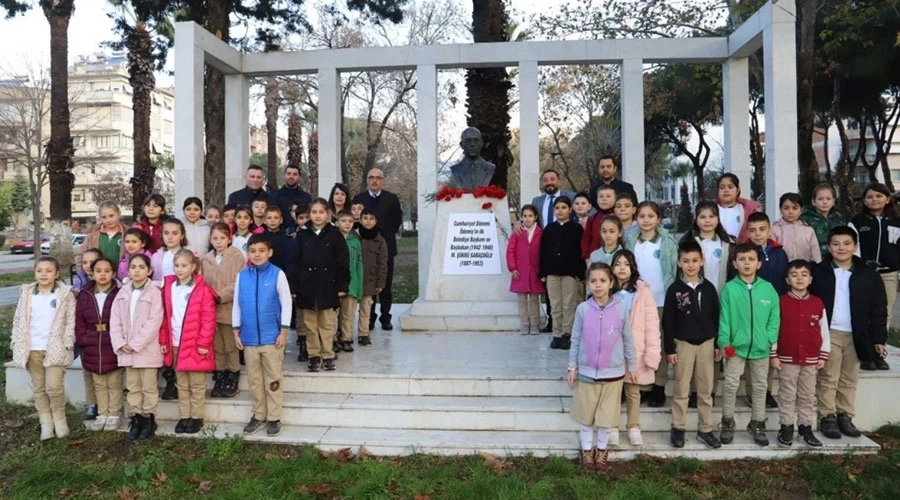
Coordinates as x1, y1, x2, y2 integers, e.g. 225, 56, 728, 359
628, 427, 644, 446
607, 428, 620, 446
91, 415, 107, 431
104, 415, 121, 431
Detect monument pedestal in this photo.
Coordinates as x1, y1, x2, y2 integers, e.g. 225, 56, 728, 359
400, 194, 533, 332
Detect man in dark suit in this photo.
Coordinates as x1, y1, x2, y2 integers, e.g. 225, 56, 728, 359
227, 164, 275, 208
587, 156, 636, 211
352, 168, 403, 330
531, 169, 576, 229
275, 165, 312, 232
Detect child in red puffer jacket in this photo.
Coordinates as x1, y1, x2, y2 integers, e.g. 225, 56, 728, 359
159, 249, 217, 435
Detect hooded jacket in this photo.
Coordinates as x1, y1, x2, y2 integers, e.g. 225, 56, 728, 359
624, 226, 679, 294
800, 205, 846, 257
507, 224, 545, 294
359, 225, 388, 297
772, 219, 822, 263
110, 281, 164, 368
848, 212, 900, 273
11, 282, 76, 369
714, 197, 760, 242
718, 276, 781, 360
618, 280, 662, 384
662, 278, 720, 355
568, 296, 636, 382
751, 238, 790, 295
289, 222, 351, 310
201, 246, 246, 324
159, 274, 217, 371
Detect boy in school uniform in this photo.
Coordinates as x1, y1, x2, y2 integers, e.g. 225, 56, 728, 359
335, 210, 364, 353
810, 226, 887, 439
262, 206, 295, 272
772, 259, 829, 448
233, 234, 294, 437
718, 243, 781, 447
745, 211, 788, 409
663, 240, 722, 449
293, 204, 311, 358
358, 209, 388, 346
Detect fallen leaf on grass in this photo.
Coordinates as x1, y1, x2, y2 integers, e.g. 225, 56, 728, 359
196, 481, 213, 493
331, 447, 354, 463
56, 488, 71, 498
689, 474, 710, 487
184, 476, 200, 484
117, 488, 135, 500
414, 495, 432, 500
298, 483, 333, 496
479, 451, 510, 474
151, 472, 168, 486
357, 445, 371, 458
67, 439, 85, 448
3, 420, 24, 428
87, 484, 102, 497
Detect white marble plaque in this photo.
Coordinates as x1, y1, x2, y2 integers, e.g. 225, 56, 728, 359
442, 212, 501, 275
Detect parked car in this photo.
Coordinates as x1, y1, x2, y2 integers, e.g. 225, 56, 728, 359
41, 233, 87, 255
10, 235, 50, 254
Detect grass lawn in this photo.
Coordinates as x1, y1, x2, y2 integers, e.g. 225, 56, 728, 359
0, 271, 33, 288
0, 398, 898, 499
393, 236, 418, 304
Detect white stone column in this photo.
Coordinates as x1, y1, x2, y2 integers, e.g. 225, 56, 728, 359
416, 64, 438, 296
723, 57, 752, 193
518, 60, 540, 208
318, 67, 341, 198
620, 58, 645, 201
763, 19, 799, 215
225, 74, 249, 199
174, 28, 204, 209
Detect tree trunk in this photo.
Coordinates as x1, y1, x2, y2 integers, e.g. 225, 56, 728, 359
832, 76, 855, 208
129, 22, 156, 217
203, 0, 230, 207
749, 102, 765, 200
796, 0, 819, 201
44, 1, 75, 222
265, 76, 279, 191
308, 128, 319, 196
466, 0, 513, 191
287, 109, 303, 171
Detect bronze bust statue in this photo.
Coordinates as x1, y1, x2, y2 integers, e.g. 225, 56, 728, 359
449, 127, 496, 189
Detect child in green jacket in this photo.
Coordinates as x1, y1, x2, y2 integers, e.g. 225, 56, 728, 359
336, 210, 364, 352
718, 243, 781, 448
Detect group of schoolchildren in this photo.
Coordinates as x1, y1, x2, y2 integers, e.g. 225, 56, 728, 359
11, 189, 388, 442
507, 173, 891, 472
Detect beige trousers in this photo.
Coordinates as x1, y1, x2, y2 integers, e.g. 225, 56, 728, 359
881, 272, 898, 329
672, 339, 716, 432
338, 296, 360, 342
623, 382, 641, 429
83, 367, 97, 405
723, 356, 769, 421
517, 293, 541, 327
654, 307, 668, 387
173, 347, 208, 419
358, 296, 374, 337
214, 323, 241, 371
817, 329, 859, 417
125, 367, 159, 415
91, 369, 124, 416
778, 363, 817, 426
244, 344, 284, 421
304, 308, 337, 359
545, 275, 579, 337
26, 351, 67, 416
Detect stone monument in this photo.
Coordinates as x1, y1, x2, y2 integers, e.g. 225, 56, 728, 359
448, 127, 496, 189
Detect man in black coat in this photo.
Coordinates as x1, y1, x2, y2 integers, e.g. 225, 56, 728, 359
587, 155, 637, 211
227, 164, 275, 208
275, 165, 312, 232
352, 168, 403, 330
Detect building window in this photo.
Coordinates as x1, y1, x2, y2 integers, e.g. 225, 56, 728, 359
73, 192, 82, 202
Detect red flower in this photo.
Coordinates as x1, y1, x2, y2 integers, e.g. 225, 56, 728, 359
724, 346, 736, 358
481, 202, 493, 209
454, 191, 463, 198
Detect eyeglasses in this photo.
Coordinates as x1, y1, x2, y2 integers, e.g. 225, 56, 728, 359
367, 176, 384, 180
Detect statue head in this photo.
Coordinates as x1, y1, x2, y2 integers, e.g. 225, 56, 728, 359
460, 127, 484, 160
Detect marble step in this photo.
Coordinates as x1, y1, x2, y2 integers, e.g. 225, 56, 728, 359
146, 421, 882, 459
154, 392, 796, 432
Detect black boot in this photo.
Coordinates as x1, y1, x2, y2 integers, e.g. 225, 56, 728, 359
875, 356, 890, 370
308, 356, 321, 372
837, 413, 861, 437
648, 385, 666, 408
161, 368, 178, 400
137, 414, 157, 441
765, 391, 778, 409
860, 360, 878, 371
747, 419, 769, 446
297, 336, 309, 362
777, 424, 793, 447
798, 425, 823, 447
221, 370, 239, 398
819, 414, 841, 439
127, 414, 143, 442
210, 371, 224, 398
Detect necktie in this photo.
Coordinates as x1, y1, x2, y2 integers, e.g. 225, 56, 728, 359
546, 195, 554, 227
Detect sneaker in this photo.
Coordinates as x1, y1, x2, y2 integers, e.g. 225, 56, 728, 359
161, 380, 178, 401
84, 404, 98, 421
837, 414, 861, 437
628, 427, 643, 446
579, 449, 595, 472
765, 392, 778, 409
104, 415, 120, 431
549, 337, 562, 349
798, 424, 823, 447
297, 337, 309, 362
520, 325, 530, 335
267, 420, 281, 436
359, 336, 372, 346
607, 428, 619, 446
860, 360, 877, 371
381, 321, 393, 331
560, 333, 572, 350
126, 414, 143, 442
648, 385, 666, 408
696, 431, 722, 449
820, 414, 841, 439
719, 416, 735, 444
210, 371, 224, 398
308, 356, 321, 372
688, 392, 697, 409
90, 415, 107, 431
747, 419, 769, 446
221, 371, 240, 398
175, 418, 190, 434
777, 424, 794, 447
137, 414, 157, 441
243, 417, 266, 435
670, 428, 685, 448
594, 449, 610, 473
342, 341, 354, 353
875, 356, 890, 370
323, 358, 336, 371
186, 418, 203, 434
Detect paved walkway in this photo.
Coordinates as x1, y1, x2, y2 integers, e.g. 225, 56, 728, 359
0, 285, 20, 306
